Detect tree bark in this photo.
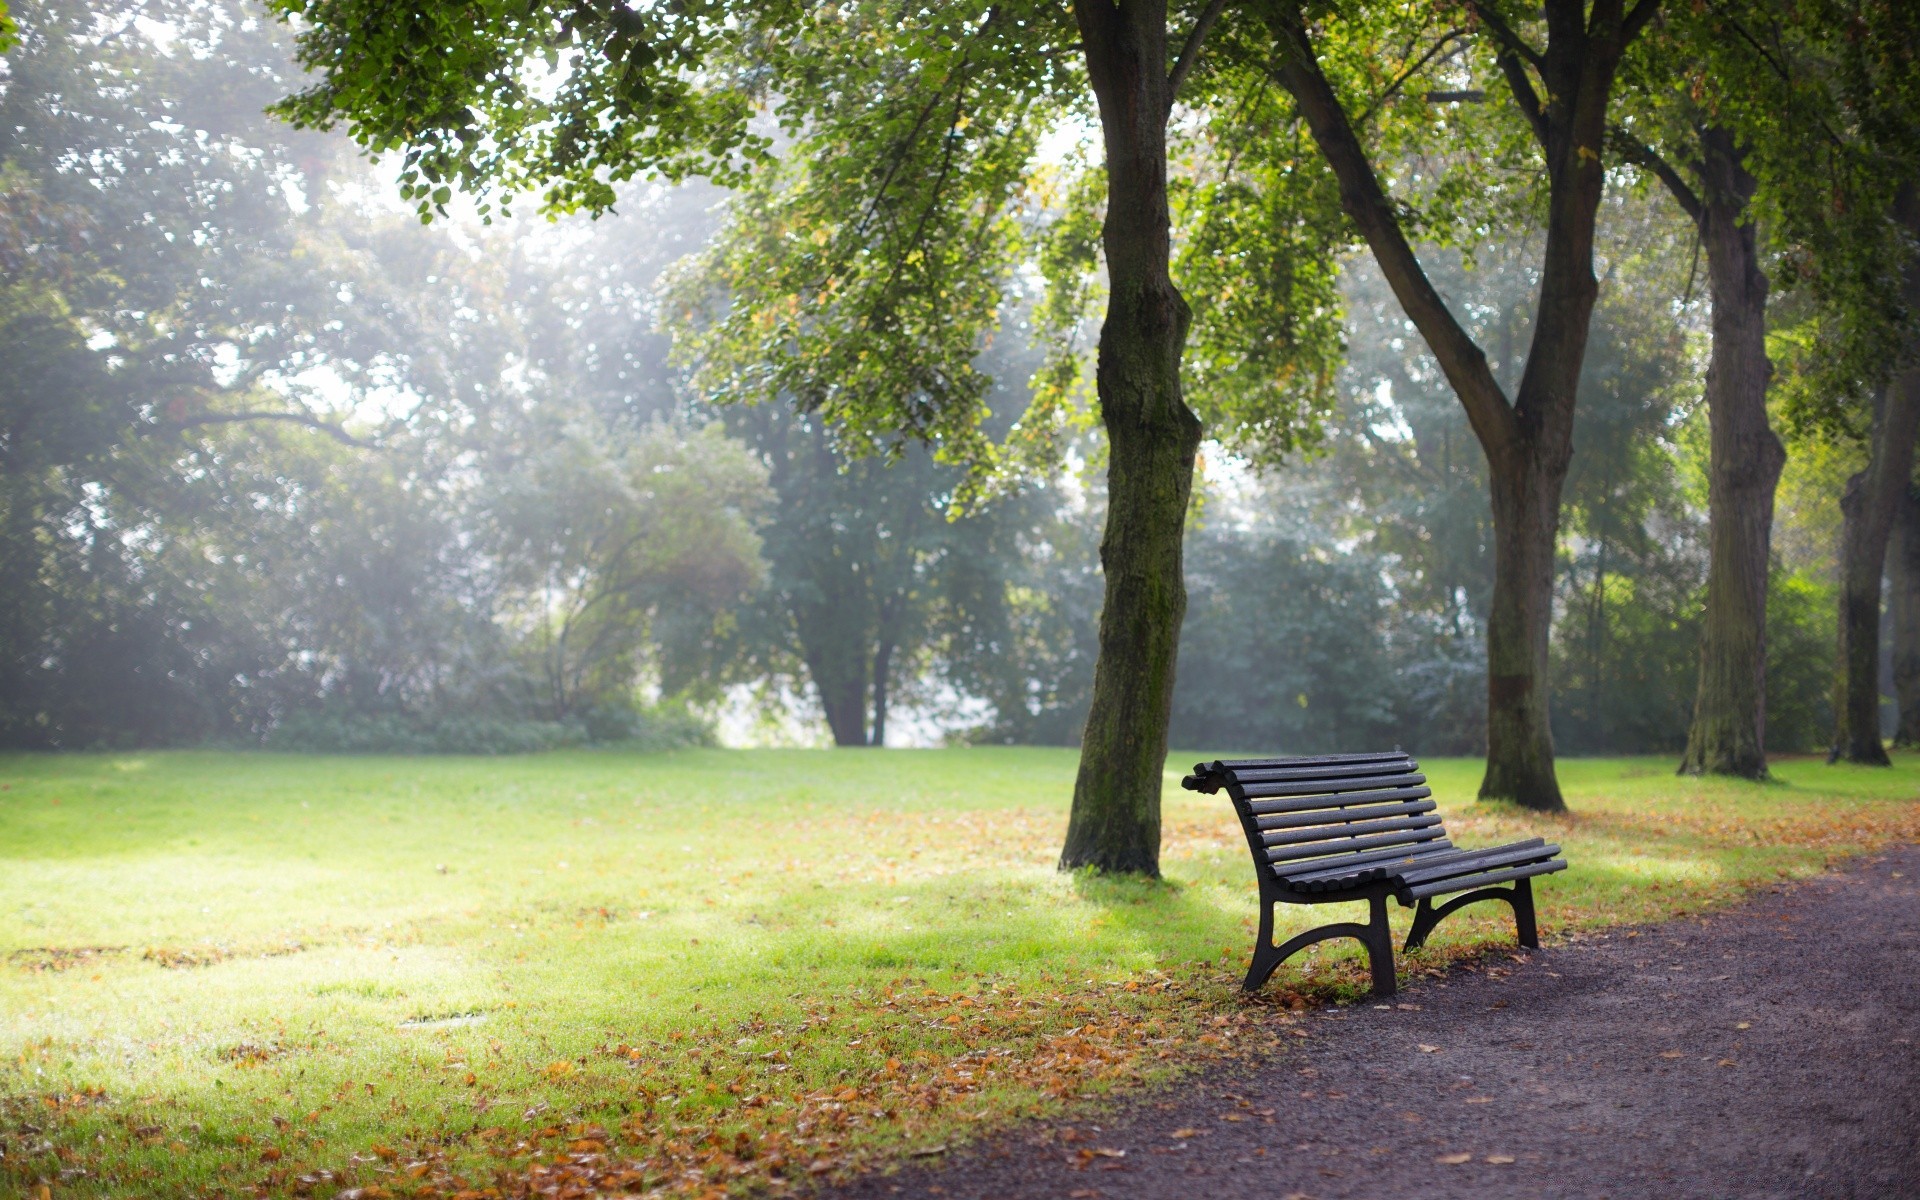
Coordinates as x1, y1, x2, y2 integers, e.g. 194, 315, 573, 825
806, 642, 870, 746
1832, 185, 1920, 765
1889, 481, 1920, 747
1832, 381, 1920, 763
1060, 0, 1202, 875
1678, 129, 1785, 779
870, 636, 893, 747
1268, 0, 1648, 810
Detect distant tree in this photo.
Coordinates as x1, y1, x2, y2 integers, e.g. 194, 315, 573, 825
485, 421, 769, 723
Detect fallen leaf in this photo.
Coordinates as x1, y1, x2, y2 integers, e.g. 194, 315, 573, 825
1659, 1051, 1685, 1059
1735, 1022, 1751, 1030
1485, 1154, 1516, 1164
1417, 1044, 1442, 1053
1717, 1058, 1737, 1067
1169, 1128, 1201, 1140
1436, 1152, 1472, 1164
910, 1145, 947, 1157
1463, 1096, 1493, 1104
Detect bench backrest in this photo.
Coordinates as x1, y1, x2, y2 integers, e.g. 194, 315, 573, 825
1182, 752, 1451, 889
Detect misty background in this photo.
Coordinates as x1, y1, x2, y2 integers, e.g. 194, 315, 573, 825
0, 0, 1854, 756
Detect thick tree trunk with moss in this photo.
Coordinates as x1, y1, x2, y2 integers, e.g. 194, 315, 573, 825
1059, 0, 1201, 876
1890, 484, 1920, 746
1680, 131, 1785, 779
1481, 451, 1567, 806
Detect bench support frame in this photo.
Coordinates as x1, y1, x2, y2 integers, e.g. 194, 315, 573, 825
1402, 878, 1538, 953
1246, 881, 1398, 997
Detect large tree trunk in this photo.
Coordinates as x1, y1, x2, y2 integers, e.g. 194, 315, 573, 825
1680, 130, 1785, 779
1059, 0, 1201, 876
1832, 185, 1920, 765
1481, 452, 1567, 805
805, 643, 870, 746
1890, 482, 1920, 747
1833, 381, 1920, 763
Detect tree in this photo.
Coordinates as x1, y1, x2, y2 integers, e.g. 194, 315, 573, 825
1745, 1, 1920, 765
1257, 0, 1660, 810
486, 421, 769, 723
274, 0, 1352, 874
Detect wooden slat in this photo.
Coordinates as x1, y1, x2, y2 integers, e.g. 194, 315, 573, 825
1405, 858, 1566, 901
1254, 798, 1436, 832
1209, 751, 1410, 771
1227, 759, 1414, 785
1280, 840, 1453, 886
1245, 784, 1431, 815
1394, 840, 1555, 886
1237, 772, 1426, 800
1261, 814, 1442, 848
1264, 826, 1448, 864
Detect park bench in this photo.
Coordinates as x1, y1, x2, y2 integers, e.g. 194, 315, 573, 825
1181, 751, 1566, 997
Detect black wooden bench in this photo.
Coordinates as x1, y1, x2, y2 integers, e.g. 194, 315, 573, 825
1181, 750, 1566, 997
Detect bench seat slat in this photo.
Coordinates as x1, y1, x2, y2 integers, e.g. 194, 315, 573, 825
1261, 814, 1443, 848
1393, 839, 1557, 886
1404, 858, 1567, 901
1278, 839, 1456, 886
1254, 798, 1437, 832
1237, 772, 1426, 799
1264, 826, 1449, 864
1244, 784, 1432, 815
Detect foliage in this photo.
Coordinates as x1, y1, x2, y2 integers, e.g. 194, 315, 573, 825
264, 702, 713, 754
8, 748, 1920, 1198
485, 419, 770, 720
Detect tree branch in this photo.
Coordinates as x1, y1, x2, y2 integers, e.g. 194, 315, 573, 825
1465, 1, 1543, 70
1354, 28, 1468, 127
1168, 0, 1231, 104
1463, 1, 1549, 147
1266, 11, 1518, 460
155, 410, 377, 448
1609, 125, 1703, 224
1621, 0, 1660, 45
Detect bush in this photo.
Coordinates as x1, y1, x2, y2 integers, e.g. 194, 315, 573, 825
267, 701, 716, 755
580, 701, 717, 751
267, 709, 588, 755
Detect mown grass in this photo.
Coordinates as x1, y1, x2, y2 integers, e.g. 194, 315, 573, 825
3, 747, 1918, 1199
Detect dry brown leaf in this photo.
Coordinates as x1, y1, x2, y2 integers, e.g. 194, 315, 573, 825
1417, 1044, 1442, 1053
1659, 1050, 1685, 1059
1485, 1154, 1516, 1164
1436, 1151, 1472, 1164
1169, 1128, 1201, 1140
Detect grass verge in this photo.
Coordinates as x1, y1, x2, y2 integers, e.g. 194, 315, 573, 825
3, 748, 1917, 1199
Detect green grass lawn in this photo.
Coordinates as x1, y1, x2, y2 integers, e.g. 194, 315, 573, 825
4, 747, 1919, 1199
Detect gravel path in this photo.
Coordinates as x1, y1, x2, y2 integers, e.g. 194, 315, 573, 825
828, 846, 1920, 1200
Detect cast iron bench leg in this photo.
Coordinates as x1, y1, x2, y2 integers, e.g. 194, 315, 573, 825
1243, 891, 1397, 998
1403, 877, 1541, 952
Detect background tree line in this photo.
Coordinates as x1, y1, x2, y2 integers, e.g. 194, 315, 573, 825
1, 0, 1913, 825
